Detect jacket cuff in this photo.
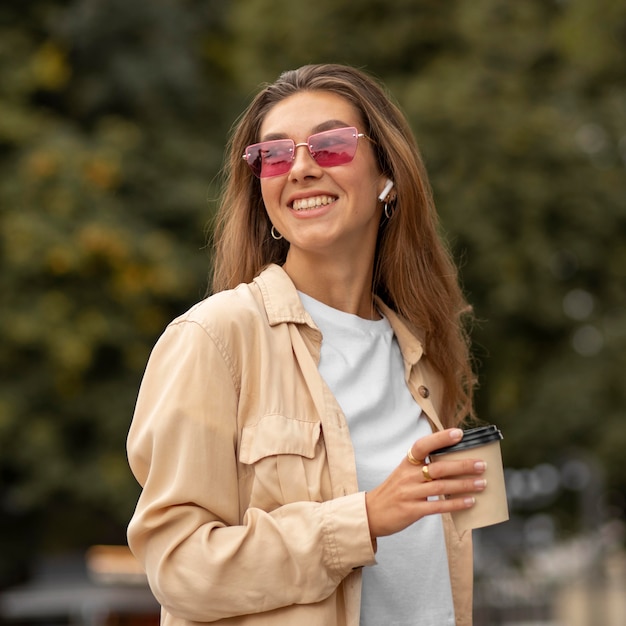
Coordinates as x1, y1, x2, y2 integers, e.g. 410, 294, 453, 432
321, 492, 377, 577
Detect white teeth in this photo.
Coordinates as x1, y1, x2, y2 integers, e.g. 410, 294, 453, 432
292, 195, 336, 211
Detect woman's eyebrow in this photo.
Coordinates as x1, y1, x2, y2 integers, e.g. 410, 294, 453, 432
260, 119, 352, 142
313, 119, 352, 133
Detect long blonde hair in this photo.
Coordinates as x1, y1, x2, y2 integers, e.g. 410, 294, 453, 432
211, 64, 475, 425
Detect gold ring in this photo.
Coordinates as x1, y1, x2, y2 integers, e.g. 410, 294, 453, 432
422, 464, 434, 482
406, 448, 422, 466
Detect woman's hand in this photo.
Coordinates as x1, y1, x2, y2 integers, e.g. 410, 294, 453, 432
365, 428, 486, 539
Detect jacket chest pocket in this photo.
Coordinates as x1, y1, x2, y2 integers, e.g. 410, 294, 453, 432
238, 414, 326, 511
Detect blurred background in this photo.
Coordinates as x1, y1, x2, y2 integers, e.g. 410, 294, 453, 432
0, 0, 625, 624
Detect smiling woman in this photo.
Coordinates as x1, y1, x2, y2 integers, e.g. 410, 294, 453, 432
127, 64, 483, 626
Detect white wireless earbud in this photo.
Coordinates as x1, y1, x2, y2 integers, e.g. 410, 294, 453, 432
378, 179, 394, 202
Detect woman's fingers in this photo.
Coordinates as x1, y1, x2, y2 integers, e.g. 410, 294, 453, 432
405, 428, 462, 467
365, 471, 482, 538
418, 458, 487, 482
366, 429, 490, 539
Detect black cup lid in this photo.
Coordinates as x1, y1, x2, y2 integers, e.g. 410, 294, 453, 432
430, 424, 503, 455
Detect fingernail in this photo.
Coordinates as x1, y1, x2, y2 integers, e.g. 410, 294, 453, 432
474, 461, 487, 471
464, 497, 475, 506
450, 428, 463, 440
474, 479, 487, 489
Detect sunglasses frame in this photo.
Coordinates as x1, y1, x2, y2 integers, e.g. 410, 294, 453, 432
242, 126, 371, 178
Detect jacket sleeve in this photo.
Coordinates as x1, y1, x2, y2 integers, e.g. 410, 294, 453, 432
127, 318, 375, 623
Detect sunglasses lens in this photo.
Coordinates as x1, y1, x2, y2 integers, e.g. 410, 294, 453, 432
309, 128, 358, 167
245, 140, 294, 178
244, 128, 361, 178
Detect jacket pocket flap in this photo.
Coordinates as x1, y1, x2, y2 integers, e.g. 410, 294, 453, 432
239, 415, 321, 464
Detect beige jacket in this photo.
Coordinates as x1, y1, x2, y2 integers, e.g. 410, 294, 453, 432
127, 264, 473, 626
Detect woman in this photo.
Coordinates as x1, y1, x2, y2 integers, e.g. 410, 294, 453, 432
127, 63, 486, 626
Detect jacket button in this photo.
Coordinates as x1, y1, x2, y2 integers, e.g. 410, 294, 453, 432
418, 385, 430, 398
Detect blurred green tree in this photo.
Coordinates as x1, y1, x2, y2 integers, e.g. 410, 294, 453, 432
0, 0, 236, 584
394, 0, 626, 531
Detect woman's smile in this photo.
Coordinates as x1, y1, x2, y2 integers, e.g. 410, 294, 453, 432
290, 194, 337, 211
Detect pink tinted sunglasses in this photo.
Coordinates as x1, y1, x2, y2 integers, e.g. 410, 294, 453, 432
242, 126, 371, 178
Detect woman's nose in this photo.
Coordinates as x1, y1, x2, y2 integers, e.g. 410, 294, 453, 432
288, 143, 323, 180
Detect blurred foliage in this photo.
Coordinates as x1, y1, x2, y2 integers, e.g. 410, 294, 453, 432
0, 0, 236, 583
0, 0, 624, 585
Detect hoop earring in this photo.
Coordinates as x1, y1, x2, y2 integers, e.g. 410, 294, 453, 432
271, 225, 283, 240
384, 202, 396, 220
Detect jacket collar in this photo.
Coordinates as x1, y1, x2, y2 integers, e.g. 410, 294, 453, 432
253, 264, 316, 328
254, 265, 425, 365
376, 300, 425, 366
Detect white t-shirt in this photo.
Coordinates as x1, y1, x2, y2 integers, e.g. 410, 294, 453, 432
299, 292, 455, 626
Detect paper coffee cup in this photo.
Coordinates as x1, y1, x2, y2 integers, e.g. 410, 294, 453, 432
430, 425, 508, 534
